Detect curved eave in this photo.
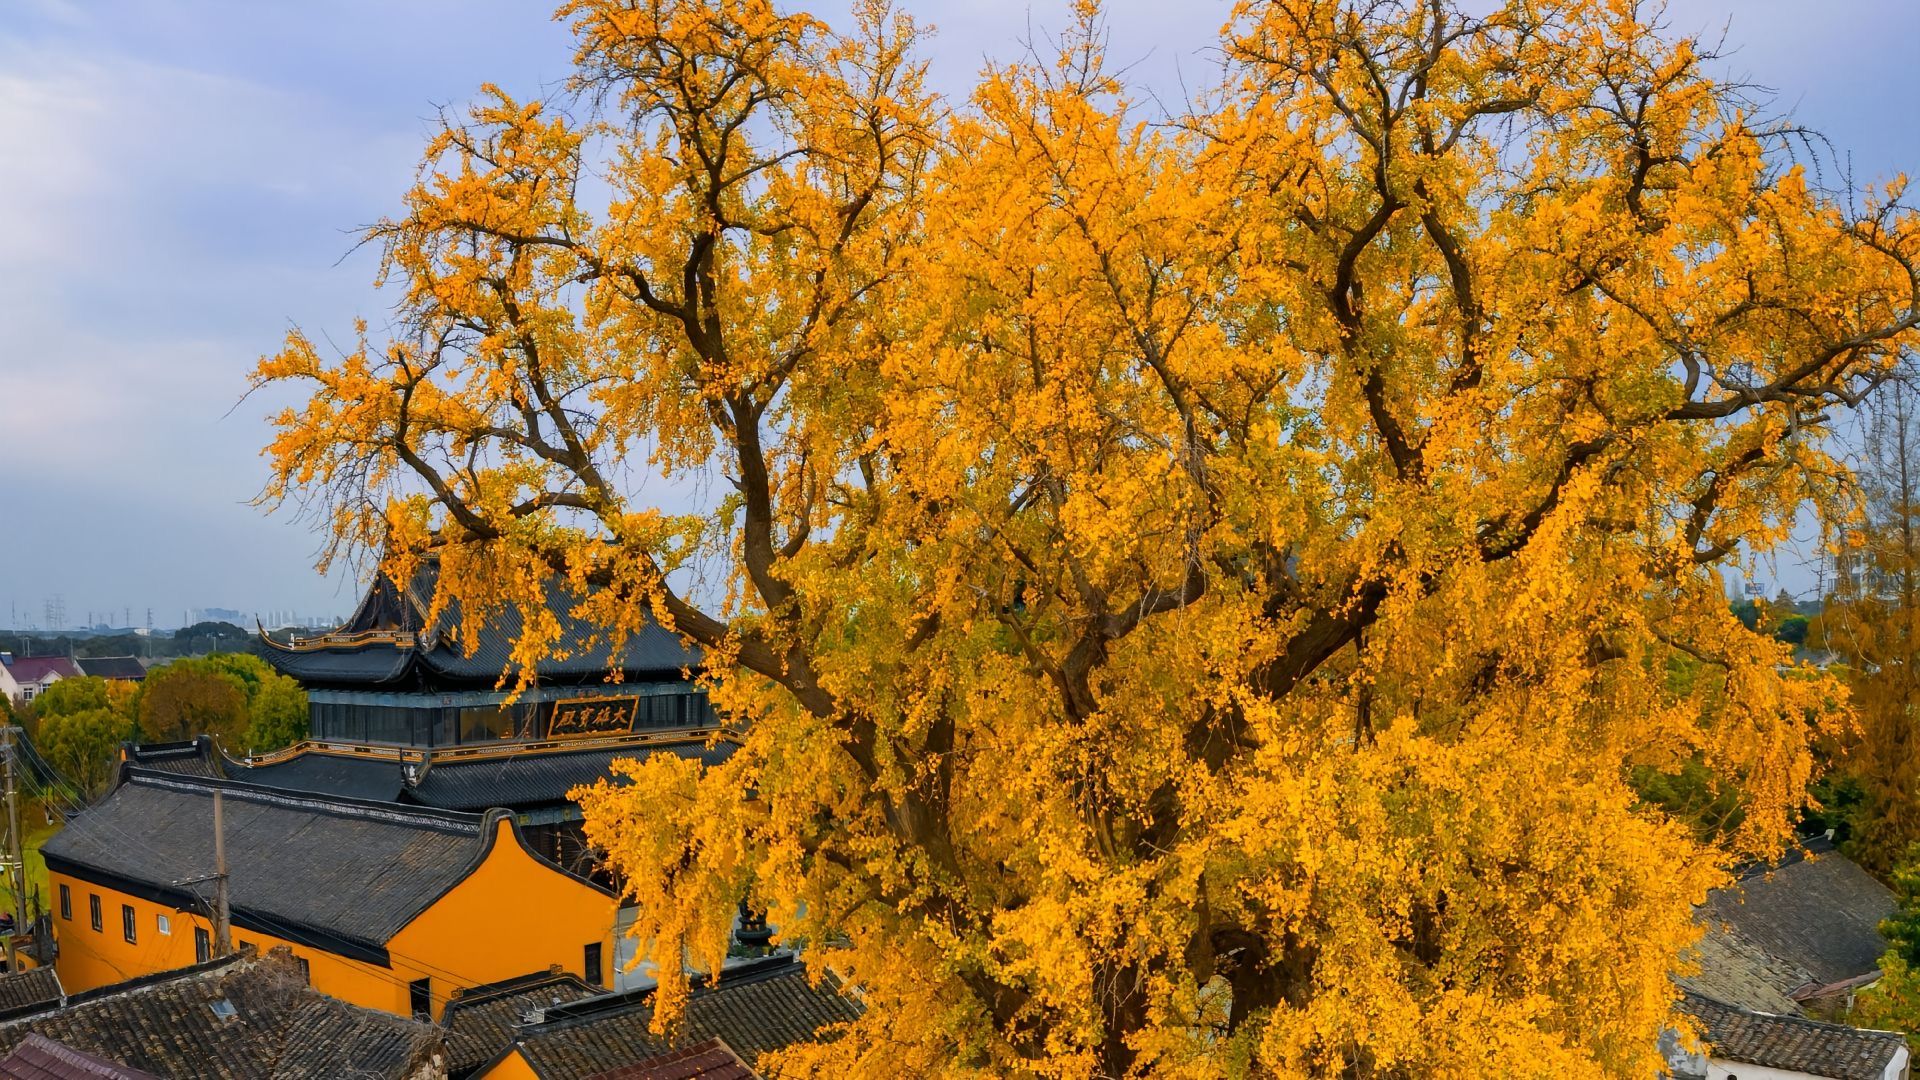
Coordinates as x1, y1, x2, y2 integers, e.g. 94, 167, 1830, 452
258, 636, 418, 687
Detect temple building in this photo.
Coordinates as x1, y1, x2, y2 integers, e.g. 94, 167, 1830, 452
258, 559, 717, 749
118, 561, 741, 878
43, 769, 618, 1019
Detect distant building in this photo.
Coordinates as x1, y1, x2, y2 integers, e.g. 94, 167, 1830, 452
72, 657, 145, 684
1, 657, 82, 705
0, 948, 446, 1079
42, 768, 616, 1021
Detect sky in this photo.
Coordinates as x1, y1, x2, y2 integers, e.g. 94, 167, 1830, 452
0, 0, 1915, 630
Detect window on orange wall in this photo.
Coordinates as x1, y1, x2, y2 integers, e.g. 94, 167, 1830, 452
89, 894, 101, 932
194, 926, 210, 963
156, 913, 171, 936
121, 904, 136, 944
408, 978, 431, 1021
584, 942, 604, 987
58, 885, 70, 921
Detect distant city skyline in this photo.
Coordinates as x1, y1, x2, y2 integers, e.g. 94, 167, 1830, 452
2, 0, 1915, 617
0, 596, 344, 634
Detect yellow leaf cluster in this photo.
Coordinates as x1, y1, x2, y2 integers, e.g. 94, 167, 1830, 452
255, 0, 1920, 1074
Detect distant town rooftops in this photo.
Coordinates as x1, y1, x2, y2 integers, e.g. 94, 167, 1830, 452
1, 658, 81, 686
259, 559, 701, 689
0, 950, 445, 1079
40, 769, 587, 961
71, 657, 145, 682
1679, 992, 1908, 1080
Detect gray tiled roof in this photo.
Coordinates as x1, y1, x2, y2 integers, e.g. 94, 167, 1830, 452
225, 738, 737, 812
506, 956, 861, 1078
589, 1038, 753, 1079
119, 739, 222, 780
407, 741, 736, 811
1701, 846, 1896, 990
0, 950, 445, 1079
0, 1033, 160, 1079
253, 644, 413, 686
41, 770, 495, 953
1681, 992, 1906, 1080
440, 969, 603, 1074
0, 969, 63, 1020
260, 560, 701, 689
230, 751, 409, 803
71, 658, 145, 682
1677, 922, 1811, 1015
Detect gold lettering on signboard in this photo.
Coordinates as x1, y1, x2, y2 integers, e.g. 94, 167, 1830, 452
547, 697, 638, 739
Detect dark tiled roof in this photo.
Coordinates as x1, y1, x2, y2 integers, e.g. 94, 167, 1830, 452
1682, 992, 1906, 1080
1677, 922, 1810, 1015
407, 741, 736, 811
441, 969, 603, 1074
253, 644, 413, 686
261, 560, 701, 689
1701, 847, 1896, 990
588, 1039, 753, 1080
508, 956, 860, 1079
225, 737, 736, 812
119, 739, 222, 780
0, 951, 445, 1079
0, 971, 62, 1021
231, 751, 407, 803
2, 660, 80, 686
41, 770, 495, 954
0, 1033, 160, 1079
71, 658, 143, 682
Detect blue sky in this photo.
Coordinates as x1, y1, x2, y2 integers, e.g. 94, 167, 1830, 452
0, 0, 1915, 629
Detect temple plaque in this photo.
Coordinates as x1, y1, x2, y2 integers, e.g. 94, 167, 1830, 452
548, 697, 639, 739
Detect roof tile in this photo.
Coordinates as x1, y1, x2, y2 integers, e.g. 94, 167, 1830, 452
0, 950, 444, 1079
1682, 992, 1906, 1080
41, 771, 495, 949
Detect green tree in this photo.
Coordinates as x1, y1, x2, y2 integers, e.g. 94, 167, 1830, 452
1814, 372, 1920, 871
244, 674, 308, 751
37, 707, 132, 799
200, 652, 273, 699
28, 676, 111, 720
1852, 847, 1920, 1044
137, 661, 248, 744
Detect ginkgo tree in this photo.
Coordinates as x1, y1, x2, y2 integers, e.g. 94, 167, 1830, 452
255, 0, 1920, 1075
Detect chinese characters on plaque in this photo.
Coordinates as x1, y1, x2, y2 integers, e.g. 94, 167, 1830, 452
547, 697, 639, 738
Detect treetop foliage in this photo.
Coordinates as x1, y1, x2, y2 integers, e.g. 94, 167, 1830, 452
255, 0, 1920, 1074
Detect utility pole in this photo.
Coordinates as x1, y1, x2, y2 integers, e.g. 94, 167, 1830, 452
212, 790, 231, 957
3, 728, 28, 971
